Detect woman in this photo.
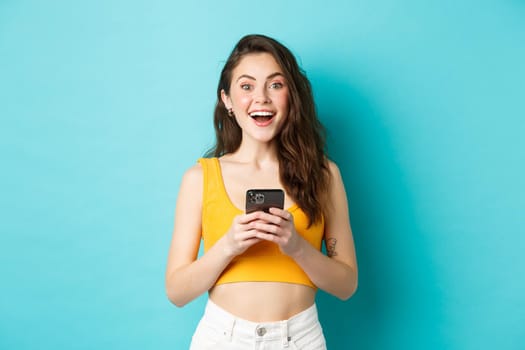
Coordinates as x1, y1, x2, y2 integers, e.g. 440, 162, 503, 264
165, 34, 358, 349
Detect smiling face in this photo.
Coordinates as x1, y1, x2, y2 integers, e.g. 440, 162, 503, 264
221, 52, 290, 145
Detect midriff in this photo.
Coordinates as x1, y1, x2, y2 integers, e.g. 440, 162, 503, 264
209, 281, 316, 322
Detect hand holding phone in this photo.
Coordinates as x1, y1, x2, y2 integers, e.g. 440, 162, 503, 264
245, 189, 285, 214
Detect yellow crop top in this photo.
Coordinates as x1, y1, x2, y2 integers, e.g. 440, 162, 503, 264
198, 157, 325, 288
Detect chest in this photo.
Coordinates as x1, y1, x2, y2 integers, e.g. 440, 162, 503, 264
220, 165, 294, 210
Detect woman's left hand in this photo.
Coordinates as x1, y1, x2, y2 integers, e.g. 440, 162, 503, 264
251, 207, 304, 257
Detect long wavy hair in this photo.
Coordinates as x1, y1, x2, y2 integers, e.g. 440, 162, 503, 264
206, 34, 330, 226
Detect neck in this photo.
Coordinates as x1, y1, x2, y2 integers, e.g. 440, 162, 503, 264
230, 139, 279, 165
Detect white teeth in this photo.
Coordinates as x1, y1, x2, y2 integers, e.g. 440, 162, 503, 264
249, 111, 274, 117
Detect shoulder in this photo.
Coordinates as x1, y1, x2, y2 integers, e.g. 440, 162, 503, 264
323, 160, 351, 230
175, 162, 205, 211
180, 162, 204, 189
324, 159, 347, 205
326, 159, 343, 182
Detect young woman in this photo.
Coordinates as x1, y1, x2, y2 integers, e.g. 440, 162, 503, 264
165, 34, 358, 349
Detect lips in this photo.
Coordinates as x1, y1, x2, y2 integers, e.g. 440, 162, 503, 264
249, 111, 275, 126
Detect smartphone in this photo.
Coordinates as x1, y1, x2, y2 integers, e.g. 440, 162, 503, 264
245, 189, 285, 213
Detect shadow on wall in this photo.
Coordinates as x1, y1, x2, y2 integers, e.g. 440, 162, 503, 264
311, 69, 445, 350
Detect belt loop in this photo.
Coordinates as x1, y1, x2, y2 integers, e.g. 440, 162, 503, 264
223, 318, 234, 342
228, 319, 235, 341
280, 320, 289, 347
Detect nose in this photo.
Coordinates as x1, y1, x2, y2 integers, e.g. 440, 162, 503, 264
254, 86, 270, 104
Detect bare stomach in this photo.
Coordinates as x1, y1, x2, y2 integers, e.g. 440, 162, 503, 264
209, 282, 316, 322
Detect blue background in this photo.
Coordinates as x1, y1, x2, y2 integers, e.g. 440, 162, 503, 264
1, 1, 524, 349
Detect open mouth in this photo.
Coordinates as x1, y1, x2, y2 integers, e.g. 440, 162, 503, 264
249, 111, 275, 124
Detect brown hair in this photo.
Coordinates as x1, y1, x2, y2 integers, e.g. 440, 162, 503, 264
206, 34, 330, 226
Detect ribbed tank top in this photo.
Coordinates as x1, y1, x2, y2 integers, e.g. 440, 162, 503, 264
199, 157, 324, 288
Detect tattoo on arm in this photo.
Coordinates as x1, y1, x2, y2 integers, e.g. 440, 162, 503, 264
326, 238, 338, 257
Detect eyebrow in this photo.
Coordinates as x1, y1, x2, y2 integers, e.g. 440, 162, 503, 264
236, 72, 284, 82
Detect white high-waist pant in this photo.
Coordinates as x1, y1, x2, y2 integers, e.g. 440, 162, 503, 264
190, 299, 327, 349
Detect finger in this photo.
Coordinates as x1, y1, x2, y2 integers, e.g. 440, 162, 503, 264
254, 222, 280, 235
243, 237, 262, 246
255, 231, 279, 242
268, 208, 293, 221
257, 213, 290, 227
249, 210, 282, 225
237, 211, 268, 224
235, 228, 263, 241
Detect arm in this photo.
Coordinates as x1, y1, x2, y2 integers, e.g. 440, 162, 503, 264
296, 161, 358, 299
165, 164, 265, 307
165, 164, 227, 307
254, 161, 358, 300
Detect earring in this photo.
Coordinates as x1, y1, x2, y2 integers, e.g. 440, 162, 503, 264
228, 108, 234, 117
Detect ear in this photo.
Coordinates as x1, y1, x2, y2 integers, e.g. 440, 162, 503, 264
221, 89, 232, 110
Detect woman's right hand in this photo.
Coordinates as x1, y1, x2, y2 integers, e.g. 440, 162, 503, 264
221, 212, 264, 258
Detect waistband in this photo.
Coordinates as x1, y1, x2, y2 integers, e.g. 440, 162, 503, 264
202, 299, 320, 346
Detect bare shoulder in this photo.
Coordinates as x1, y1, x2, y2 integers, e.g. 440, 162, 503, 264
324, 159, 349, 218
181, 162, 203, 185
173, 161, 204, 227
167, 162, 204, 275
323, 160, 355, 265
176, 162, 204, 206
326, 159, 344, 184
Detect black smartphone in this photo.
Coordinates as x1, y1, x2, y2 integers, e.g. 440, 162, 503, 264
245, 189, 285, 213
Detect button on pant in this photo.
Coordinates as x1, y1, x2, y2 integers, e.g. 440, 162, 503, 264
190, 299, 327, 349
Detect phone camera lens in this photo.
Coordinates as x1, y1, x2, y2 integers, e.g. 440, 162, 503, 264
248, 191, 256, 204
255, 193, 264, 204
248, 191, 265, 204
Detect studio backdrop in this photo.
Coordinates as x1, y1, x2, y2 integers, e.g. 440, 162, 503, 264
1, 1, 524, 349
